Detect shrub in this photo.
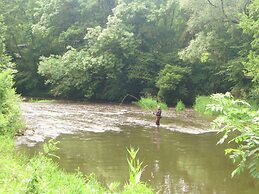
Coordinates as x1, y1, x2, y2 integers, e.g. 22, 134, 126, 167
135, 96, 168, 110
193, 96, 212, 114
208, 92, 259, 178
175, 100, 185, 112
0, 70, 23, 136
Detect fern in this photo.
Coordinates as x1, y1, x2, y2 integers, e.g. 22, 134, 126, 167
208, 92, 259, 179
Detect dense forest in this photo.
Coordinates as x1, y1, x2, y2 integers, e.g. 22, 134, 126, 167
0, 0, 258, 105
0, 0, 259, 192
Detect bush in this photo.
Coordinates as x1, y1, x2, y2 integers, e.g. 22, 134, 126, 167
135, 96, 168, 110
0, 70, 23, 136
193, 96, 212, 114
208, 92, 259, 178
175, 100, 185, 112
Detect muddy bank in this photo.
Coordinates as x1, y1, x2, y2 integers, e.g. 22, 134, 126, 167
16, 101, 215, 146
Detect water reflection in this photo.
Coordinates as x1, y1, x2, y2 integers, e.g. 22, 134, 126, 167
152, 128, 161, 150
18, 127, 259, 193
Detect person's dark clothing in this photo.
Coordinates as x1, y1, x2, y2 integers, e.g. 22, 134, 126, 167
155, 109, 162, 126
156, 109, 162, 117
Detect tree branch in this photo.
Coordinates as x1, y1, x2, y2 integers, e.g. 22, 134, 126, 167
207, 0, 218, 7
243, 0, 251, 15
220, 0, 239, 24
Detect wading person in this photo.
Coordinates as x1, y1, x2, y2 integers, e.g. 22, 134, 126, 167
154, 107, 162, 126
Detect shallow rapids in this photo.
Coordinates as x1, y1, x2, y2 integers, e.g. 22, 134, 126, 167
16, 101, 214, 146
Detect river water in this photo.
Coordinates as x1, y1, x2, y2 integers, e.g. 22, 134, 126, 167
17, 102, 259, 193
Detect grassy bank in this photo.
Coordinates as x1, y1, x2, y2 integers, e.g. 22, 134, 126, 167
1, 137, 104, 193
0, 137, 153, 193
0, 70, 153, 193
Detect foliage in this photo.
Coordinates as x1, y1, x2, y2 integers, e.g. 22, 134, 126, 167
122, 183, 153, 194
135, 95, 168, 110
193, 96, 212, 115
175, 100, 185, 112
0, 137, 108, 193
38, 48, 92, 98
0, 0, 115, 96
0, 16, 15, 71
179, 0, 254, 101
0, 137, 154, 193
208, 92, 259, 178
239, 0, 259, 103
156, 64, 190, 104
126, 146, 144, 185
1, 0, 258, 105
124, 146, 153, 193
0, 70, 23, 136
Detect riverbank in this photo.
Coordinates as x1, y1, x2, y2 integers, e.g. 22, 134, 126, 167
1, 135, 153, 193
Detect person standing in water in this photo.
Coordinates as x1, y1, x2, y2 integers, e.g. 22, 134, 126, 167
154, 107, 162, 126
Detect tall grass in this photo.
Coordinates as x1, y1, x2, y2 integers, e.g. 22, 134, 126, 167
0, 138, 108, 193
135, 96, 168, 110
0, 139, 153, 193
175, 100, 185, 112
124, 146, 153, 194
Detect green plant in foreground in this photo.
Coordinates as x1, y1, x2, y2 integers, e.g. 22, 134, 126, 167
126, 146, 145, 185
0, 136, 153, 193
42, 139, 60, 159
208, 92, 259, 179
175, 100, 185, 112
124, 147, 153, 194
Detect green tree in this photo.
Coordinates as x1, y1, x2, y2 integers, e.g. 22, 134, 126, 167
0, 0, 116, 96
38, 0, 189, 102
2, 0, 257, 105
156, 64, 190, 104
0, 16, 13, 70
239, 0, 259, 102
179, 0, 253, 99
0, 17, 22, 136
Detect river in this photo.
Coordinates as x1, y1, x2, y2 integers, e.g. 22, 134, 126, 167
16, 102, 259, 193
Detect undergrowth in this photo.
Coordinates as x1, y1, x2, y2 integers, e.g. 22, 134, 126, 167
0, 138, 153, 193
0, 70, 23, 136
